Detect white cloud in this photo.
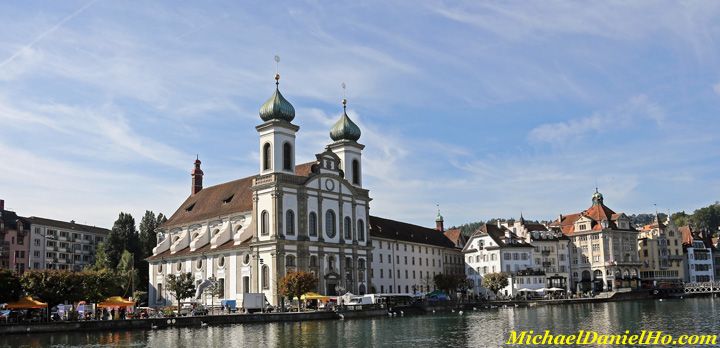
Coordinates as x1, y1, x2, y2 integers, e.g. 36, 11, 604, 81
528, 95, 665, 143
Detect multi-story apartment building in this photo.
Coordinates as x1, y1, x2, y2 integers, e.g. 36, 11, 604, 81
637, 215, 684, 286
502, 216, 572, 291
369, 216, 461, 295
550, 190, 641, 293
26, 217, 110, 271
680, 226, 715, 283
463, 223, 535, 298
0, 200, 30, 273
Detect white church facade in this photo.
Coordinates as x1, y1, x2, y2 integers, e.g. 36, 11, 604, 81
147, 73, 461, 307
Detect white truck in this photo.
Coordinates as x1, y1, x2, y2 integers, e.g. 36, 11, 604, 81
242, 293, 272, 313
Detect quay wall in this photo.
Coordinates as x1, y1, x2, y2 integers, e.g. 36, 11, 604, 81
0, 309, 387, 336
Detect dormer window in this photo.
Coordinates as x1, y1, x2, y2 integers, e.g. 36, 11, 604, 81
186, 203, 196, 212
223, 195, 234, 204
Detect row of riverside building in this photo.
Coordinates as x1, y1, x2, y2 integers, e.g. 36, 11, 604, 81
0, 200, 110, 273
144, 74, 720, 307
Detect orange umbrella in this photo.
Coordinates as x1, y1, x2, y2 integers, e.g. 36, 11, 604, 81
5, 296, 48, 309
97, 296, 135, 308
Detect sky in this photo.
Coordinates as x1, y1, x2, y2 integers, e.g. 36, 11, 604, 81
0, 1, 719, 229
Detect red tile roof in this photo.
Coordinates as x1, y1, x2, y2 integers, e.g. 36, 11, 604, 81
443, 228, 464, 247
552, 202, 628, 236
163, 162, 316, 228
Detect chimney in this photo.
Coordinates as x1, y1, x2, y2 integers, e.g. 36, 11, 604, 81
0, 199, 4, 211
191, 156, 204, 195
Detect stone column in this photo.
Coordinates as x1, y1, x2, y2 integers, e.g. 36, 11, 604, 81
252, 193, 259, 242
298, 191, 308, 241
275, 189, 284, 240
351, 200, 357, 245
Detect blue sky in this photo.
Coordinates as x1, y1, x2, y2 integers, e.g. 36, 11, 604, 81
0, 1, 719, 228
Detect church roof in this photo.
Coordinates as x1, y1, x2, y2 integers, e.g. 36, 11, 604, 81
163, 162, 315, 229
369, 216, 456, 249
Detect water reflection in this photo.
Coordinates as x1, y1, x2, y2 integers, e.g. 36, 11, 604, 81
2, 298, 719, 348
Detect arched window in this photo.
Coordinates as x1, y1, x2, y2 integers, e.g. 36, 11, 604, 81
286, 210, 295, 236
286, 254, 296, 267
262, 265, 269, 289
261, 210, 269, 236
308, 212, 317, 237
352, 159, 360, 185
357, 220, 365, 241
325, 210, 336, 238
344, 216, 352, 240
262, 143, 272, 171
283, 142, 292, 171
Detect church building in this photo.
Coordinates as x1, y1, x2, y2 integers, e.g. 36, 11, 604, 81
147, 73, 460, 307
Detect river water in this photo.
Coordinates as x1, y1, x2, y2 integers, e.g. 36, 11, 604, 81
2, 298, 720, 347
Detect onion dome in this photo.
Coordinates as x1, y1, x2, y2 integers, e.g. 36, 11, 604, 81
329, 98, 361, 142
259, 74, 295, 122
592, 188, 604, 206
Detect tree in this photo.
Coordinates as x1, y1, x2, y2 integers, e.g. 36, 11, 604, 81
82, 269, 124, 303
433, 273, 466, 296
692, 203, 720, 236
483, 272, 509, 297
671, 211, 691, 227
104, 212, 139, 269
90, 242, 112, 271
0, 269, 21, 303
118, 250, 139, 297
138, 211, 166, 292
167, 272, 195, 311
278, 271, 317, 311
19, 270, 85, 308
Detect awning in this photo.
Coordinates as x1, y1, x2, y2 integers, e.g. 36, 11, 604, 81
97, 296, 135, 308
6, 296, 48, 309
297, 292, 330, 302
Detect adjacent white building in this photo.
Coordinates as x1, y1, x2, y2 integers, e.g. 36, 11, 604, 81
680, 226, 714, 283
463, 223, 535, 298
26, 217, 109, 271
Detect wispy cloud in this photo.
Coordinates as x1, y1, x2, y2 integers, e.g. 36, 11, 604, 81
528, 95, 665, 143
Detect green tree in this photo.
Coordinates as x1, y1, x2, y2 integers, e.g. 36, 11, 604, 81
279, 271, 317, 311
671, 211, 691, 227
104, 212, 139, 269
82, 269, 124, 303
0, 269, 21, 303
117, 250, 139, 297
138, 211, 165, 292
692, 203, 720, 236
167, 272, 195, 311
433, 273, 466, 296
90, 242, 112, 270
19, 270, 85, 308
483, 272, 509, 297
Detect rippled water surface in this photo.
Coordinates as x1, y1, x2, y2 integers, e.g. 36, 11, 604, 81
3, 298, 720, 347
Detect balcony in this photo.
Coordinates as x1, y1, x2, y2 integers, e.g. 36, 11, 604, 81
542, 262, 552, 268
58, 235, 68, 241
541, 250, 551, 256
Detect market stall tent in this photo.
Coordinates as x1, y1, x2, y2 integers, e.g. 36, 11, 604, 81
97, 296, 135, 308
5, 296, 48, 309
